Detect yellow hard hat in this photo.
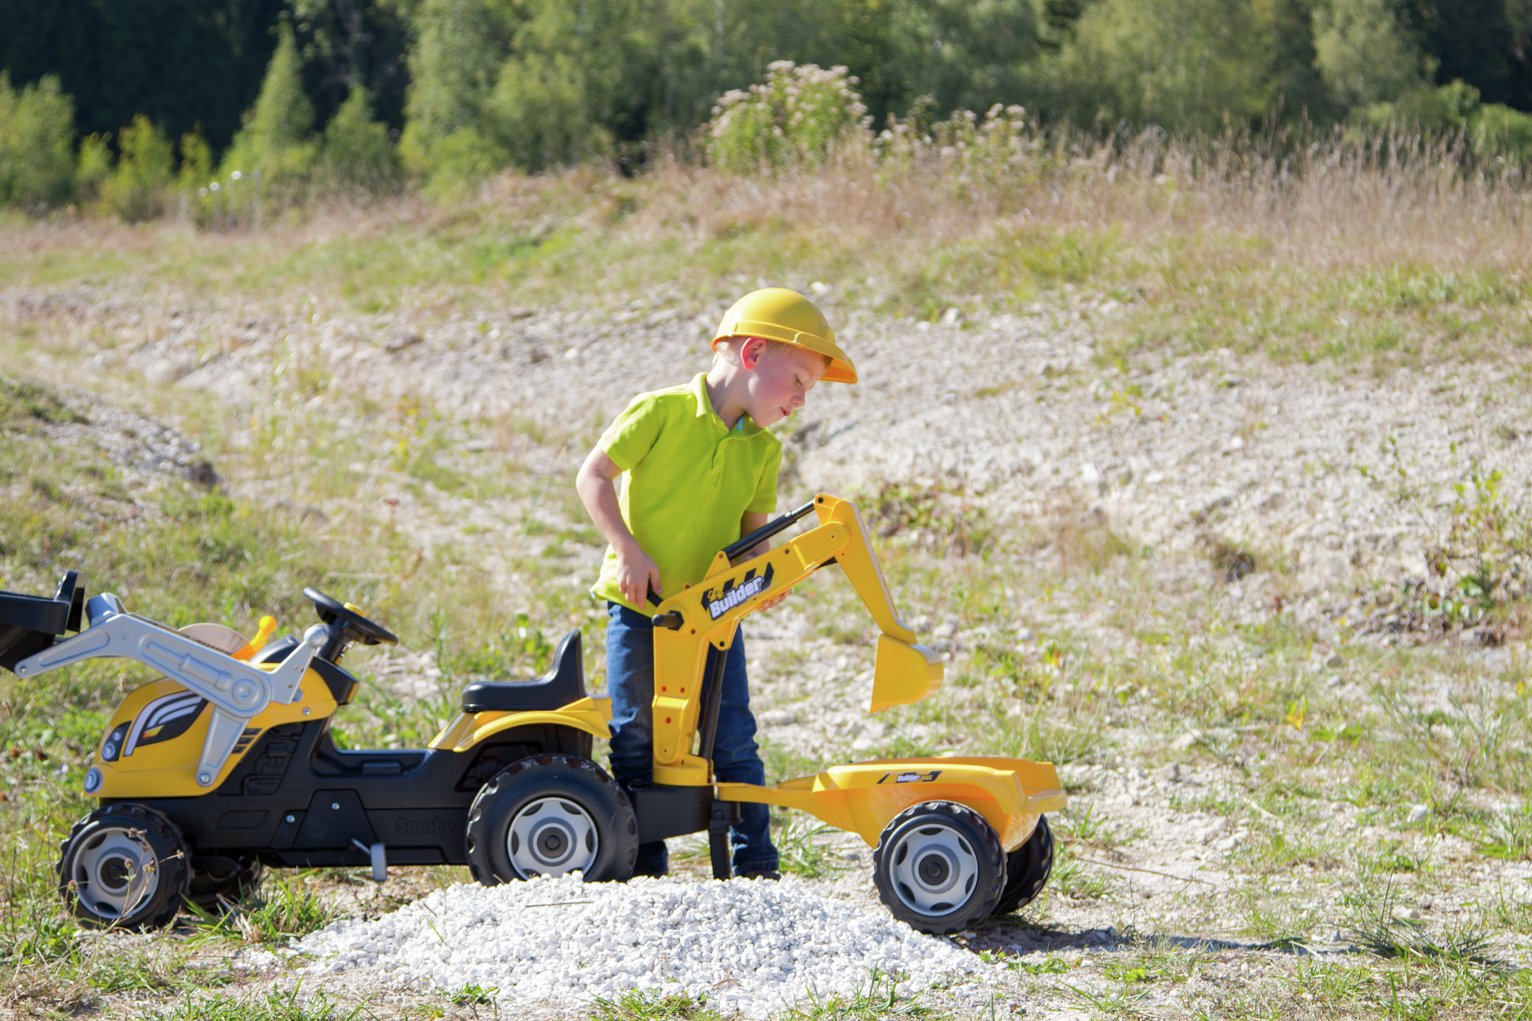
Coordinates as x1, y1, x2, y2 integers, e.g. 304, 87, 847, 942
712, 288, 857, 384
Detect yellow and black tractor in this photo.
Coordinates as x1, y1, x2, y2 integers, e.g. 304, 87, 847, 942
0, 494, 1063, 935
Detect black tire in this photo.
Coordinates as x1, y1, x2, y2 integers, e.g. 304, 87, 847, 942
186, 855, 265, 912
57, 804, 190, 930
466, 754, 637, 884
872, 800, 1006, 935
992, 815, 1053, 917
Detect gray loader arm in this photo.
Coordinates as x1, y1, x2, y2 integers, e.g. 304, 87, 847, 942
16, 594, 327, 787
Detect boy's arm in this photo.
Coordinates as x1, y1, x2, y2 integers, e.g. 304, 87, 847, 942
577, 446, 661, 606
738, 510, 770, 559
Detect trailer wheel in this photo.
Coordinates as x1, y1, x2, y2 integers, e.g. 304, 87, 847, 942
992, 815, 1053, 917
872, 801, 1005, 934
57, 804, 190, 930
186, 856, 265, 912
466, 754, 637, 883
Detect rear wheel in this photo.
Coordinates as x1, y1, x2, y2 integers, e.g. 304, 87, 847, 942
186, 855, 265, 912
992, 815, 1053, 917
466, 754, 637, 883
872, 801, 1005, 935
57, 804, 190, 930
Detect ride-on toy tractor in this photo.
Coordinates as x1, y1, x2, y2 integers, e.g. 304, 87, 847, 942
0, 494, 1064, 935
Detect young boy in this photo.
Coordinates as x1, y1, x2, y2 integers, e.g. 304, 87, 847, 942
576, 287, 857, 878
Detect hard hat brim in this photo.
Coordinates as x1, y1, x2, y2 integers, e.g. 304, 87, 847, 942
712, 325, 857, 384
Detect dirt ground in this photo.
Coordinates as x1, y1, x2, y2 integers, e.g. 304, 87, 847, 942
4, 275, 1530, 1019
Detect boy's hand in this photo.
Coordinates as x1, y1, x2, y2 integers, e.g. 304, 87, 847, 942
614, 542, 662, 608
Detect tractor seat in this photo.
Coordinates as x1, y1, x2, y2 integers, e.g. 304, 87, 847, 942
461, 629, 586, 713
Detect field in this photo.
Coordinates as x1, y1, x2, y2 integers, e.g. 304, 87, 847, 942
2, 135, 1531, 1019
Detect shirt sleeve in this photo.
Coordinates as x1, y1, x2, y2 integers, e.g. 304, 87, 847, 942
747, 438, 781, 515
598, 394, 665, 471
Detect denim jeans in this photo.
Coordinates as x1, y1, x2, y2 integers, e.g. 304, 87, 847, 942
605, 602, 777, 875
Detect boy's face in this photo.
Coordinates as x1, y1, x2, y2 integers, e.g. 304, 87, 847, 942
740, 338, 829, 427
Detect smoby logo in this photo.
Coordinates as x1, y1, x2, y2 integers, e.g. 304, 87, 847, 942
705, 565, 775, 620
395, 816, 452, 836
877, 770, 942, 784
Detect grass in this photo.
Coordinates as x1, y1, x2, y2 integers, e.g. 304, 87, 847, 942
2, 139, 1532, 1018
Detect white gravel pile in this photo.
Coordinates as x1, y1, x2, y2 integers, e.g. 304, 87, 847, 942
295, 874, 987, 1015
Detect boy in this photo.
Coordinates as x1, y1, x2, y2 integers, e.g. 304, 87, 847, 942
576, 287, 857, 878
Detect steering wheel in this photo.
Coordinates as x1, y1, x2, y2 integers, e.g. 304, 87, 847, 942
303, 588, 399, 647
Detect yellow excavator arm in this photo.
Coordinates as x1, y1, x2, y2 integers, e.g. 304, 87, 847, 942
649, 494, 942, 786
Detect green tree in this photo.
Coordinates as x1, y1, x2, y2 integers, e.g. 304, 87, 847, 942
1254, 0, 1335, 121
1314, 0, 1429, 108
398, 0, 516, 184
289, 0, 415, 132
320, 84, 402, 192
0, 72, 77, 210
1034, 0, 1270, 131
101, 115, 174, 222
222, 21, 319, 186
75, 133, 113, 205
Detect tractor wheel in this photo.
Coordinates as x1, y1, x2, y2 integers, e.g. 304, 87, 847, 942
186, 855, 265, 913
466, 754, 638, 884
872, 801, 1006, 935
57, 804, 190, 930
992, 815, 1054, 917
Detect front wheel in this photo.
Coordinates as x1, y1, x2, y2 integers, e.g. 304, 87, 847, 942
57, 804, 190, 930
872, 801, 1006, 935
466, 754, 638, 884
992, 815, 1053, 917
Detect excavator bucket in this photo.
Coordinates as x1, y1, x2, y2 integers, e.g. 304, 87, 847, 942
870, 634, 942, 713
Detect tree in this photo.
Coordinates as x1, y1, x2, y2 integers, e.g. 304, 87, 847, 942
0, 72, 76, 210
1313, 0, 1429, 108
289, 0, 414, 132
222, 20, 319, 185
102, 115, 174, 221
1034, 0, 1270, 131
320, 84, 402, 192
1254, 0, 1335, 122
398, 0, 516, 183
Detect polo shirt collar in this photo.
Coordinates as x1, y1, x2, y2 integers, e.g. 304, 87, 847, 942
689, 372, 763, 436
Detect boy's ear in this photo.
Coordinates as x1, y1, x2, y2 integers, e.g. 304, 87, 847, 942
739, 336, 768, 370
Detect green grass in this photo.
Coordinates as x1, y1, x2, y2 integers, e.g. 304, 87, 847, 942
589, 989, 725, 1021
3, 150, 1532, 1019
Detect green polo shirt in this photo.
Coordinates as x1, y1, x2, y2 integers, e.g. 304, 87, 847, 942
592, 373, 781, 614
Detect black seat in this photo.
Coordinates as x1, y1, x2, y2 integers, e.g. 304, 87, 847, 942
461, 629, 585, 713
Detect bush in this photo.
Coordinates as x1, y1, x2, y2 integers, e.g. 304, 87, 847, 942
0, 72, 77, 211
101, 116, 174, 222
705, 62, 871, 173
1356, 80, 1480, 134
75, 133, 113, 205
1469, 103, 1532, 163
415, 127, 506, 198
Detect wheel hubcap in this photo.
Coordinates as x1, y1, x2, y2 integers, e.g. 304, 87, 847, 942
890, 822, 978, 915
506, 796, 599, 877
70, 828, 157, 919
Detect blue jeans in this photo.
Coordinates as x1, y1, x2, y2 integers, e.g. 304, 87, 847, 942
606, 602, 777, 875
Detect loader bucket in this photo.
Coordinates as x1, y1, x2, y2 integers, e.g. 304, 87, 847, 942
0, 571, 82, 673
